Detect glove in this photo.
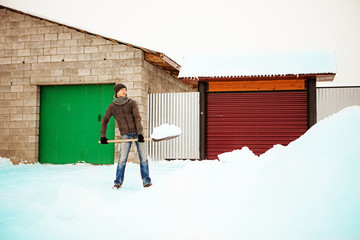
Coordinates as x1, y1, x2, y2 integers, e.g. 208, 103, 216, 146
138, 134, 144, 143
100, 137, 108, 144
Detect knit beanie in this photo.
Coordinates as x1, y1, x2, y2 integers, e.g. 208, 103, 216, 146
114, 83, 127, 94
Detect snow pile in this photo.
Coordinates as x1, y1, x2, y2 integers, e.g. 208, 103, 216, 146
0, 156, 13, 166
214, 106, 360, 239
1, 106, 360, 240
150, 123, 182, 140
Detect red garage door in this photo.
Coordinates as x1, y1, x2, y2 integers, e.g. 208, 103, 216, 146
206, 91, 308, 159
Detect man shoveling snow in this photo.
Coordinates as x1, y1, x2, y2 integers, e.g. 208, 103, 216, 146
100, 83, 181, 190
100, 83, 152, 189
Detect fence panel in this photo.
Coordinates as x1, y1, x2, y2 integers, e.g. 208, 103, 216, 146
147, 92, 199, 161
317, 87, 360, 121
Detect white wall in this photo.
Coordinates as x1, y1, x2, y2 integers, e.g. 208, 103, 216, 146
317, 87, 360, 121
147, 92, 199, 160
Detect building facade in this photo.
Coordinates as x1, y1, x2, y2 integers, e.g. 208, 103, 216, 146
0, 6, 194, 164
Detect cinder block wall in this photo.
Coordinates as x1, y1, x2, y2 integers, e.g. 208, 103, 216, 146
0, 7, 194, 164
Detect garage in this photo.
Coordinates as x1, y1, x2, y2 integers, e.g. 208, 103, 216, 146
179, 52, 337, 159
39, 84, 115, 164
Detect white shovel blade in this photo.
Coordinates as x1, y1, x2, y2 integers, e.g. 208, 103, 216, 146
150, 124, 182, 142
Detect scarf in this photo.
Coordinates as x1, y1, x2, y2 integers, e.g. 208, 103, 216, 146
113, 95, 129, 105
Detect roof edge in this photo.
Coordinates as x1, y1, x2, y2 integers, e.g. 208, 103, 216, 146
180, 73, 336, 89
181, 73, 336, 80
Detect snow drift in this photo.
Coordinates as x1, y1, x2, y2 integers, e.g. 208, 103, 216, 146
1, 106, 360, 240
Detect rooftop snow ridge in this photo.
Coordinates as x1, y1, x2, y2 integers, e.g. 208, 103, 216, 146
179, 51, 337, 79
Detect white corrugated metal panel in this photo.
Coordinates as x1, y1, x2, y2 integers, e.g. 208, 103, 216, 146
317, 87, 360, 121
147, 92, 199, 161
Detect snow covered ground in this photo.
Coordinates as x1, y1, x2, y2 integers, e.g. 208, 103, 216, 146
1, 106, 360, 240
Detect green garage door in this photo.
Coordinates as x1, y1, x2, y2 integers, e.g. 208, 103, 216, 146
39, 84, 115, 164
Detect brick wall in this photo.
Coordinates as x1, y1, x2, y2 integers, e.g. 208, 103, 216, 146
0, 7, 194, 164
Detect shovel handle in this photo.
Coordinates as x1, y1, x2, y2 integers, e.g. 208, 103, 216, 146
98, 138, 152, 143
98, 134, 180, 144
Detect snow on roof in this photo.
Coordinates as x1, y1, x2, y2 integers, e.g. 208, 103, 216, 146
178, 51, 337, 79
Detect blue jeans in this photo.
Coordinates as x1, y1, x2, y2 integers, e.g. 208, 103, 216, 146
114, 132, 151, 186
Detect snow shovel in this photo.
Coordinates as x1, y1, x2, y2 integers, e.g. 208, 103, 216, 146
98, 135, 180, 143
98, 124, 182, 143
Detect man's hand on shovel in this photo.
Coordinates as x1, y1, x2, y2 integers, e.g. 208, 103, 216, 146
138, 134, 145, 142
100, 137, 108, 144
